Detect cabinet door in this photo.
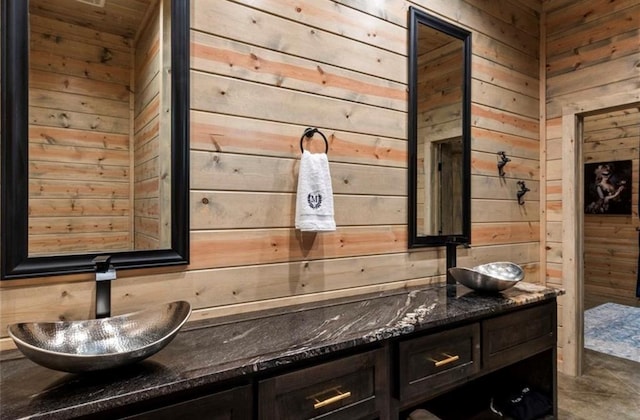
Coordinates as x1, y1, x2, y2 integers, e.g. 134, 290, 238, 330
483, 301, 556, 370
398, 323, 481, 402
259, 348, 388, 420
122, 385, 252, 420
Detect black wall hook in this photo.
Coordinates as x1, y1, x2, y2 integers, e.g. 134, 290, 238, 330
300, 127, 329, 154
516, 180, 530, 205
497, 151, 511, 177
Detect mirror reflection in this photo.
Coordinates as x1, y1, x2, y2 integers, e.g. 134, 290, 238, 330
28, 0, 172, 256
1, 0, 189, 279
408, 8, 471, 247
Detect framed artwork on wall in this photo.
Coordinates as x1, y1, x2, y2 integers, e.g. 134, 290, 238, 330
584, 160, 632, 215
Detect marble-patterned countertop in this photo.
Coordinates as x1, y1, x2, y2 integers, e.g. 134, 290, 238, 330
0, 282, 562, 419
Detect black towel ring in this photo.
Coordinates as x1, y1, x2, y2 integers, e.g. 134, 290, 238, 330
300, 127, 329, 154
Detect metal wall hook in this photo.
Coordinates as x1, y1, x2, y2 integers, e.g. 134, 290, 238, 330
516, 180, 530, 205
300, 127, 329, 154
497, 151, 511, 177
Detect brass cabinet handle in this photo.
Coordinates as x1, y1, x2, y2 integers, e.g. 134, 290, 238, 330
429, 353, 460, 367
312, 389, 352, 409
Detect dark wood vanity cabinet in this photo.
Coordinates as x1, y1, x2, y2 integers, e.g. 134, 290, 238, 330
483, 301, 556, 370
0, 290, 560, 420
173, 302, 554, 419
122, 385, 253, 420
120, 302, 556, 420
398, 301, 557, 419
398, 323, 481, 402
259, 348, 389, 420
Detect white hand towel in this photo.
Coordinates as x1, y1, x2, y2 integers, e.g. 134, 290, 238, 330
295, 150, 336, 231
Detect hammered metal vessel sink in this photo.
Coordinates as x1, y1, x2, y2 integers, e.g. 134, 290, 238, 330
7, 301, 191, 373
448, 262, 524, 293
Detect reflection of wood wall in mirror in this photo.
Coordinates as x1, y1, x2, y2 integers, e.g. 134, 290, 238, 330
133, 2, 171, 251
26, 0, 167, 256
415, 23, 463, 237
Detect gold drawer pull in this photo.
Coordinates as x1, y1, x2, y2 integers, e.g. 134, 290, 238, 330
429, 353, 460, 367
312, 389, 352, 409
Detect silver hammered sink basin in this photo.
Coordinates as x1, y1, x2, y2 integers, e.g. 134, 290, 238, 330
448, 262, 524, 293
7, 301, 191, 373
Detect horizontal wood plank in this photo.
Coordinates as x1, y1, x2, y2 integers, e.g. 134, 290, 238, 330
190, 111, 407, 167
191, 151, 406, 195
192, 0, 406, 83
191, 31, 407, 112
191, 192, 406, 229
189, 226, 406, 270
191, 72, 406, 140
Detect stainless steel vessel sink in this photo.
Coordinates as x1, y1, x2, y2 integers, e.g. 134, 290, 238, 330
7, 301, 191, 373
448, 262, 524, 293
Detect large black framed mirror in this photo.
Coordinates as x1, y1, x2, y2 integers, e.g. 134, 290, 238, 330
408, 7, 471, 248
1, 0, 189, 279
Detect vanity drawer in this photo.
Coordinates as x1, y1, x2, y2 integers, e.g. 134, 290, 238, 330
399, 323, 481, 402
258, 348, 387, 420
122, 385, 252, 420
483, 301, 556, 370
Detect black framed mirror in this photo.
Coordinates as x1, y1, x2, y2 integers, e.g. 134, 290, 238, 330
408, 7, 471, 248
1, 0, 189, 279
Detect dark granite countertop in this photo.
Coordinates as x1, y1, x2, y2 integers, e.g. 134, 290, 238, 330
0, 282, 562, 419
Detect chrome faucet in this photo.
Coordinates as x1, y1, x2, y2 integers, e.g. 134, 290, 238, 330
93, 255, 116, 319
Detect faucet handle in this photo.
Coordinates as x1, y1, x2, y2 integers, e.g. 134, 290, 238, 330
445, 236, 470, 247
92, 255, 112, 272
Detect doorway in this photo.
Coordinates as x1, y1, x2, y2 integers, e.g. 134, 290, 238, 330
582, 108, 639, 308
581, 106, 640, 367
560, 91, 640, 376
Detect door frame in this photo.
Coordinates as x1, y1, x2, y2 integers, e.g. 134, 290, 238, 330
561, 91, 640, 376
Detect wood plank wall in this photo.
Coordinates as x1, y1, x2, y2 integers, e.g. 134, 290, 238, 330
543, 0, 640, 369
133, 4, 163, 250
416, 34, 464, 236
583, 108, 639, 308
0, 0, 541, 349
27, 13, 133, 255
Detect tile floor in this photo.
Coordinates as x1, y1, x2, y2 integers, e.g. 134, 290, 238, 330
557, 349, 640, 419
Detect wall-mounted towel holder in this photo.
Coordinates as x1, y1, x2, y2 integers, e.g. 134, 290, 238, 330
497, 151, 511, 177
300, 127, 329, 154
516, 180, 530, 205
